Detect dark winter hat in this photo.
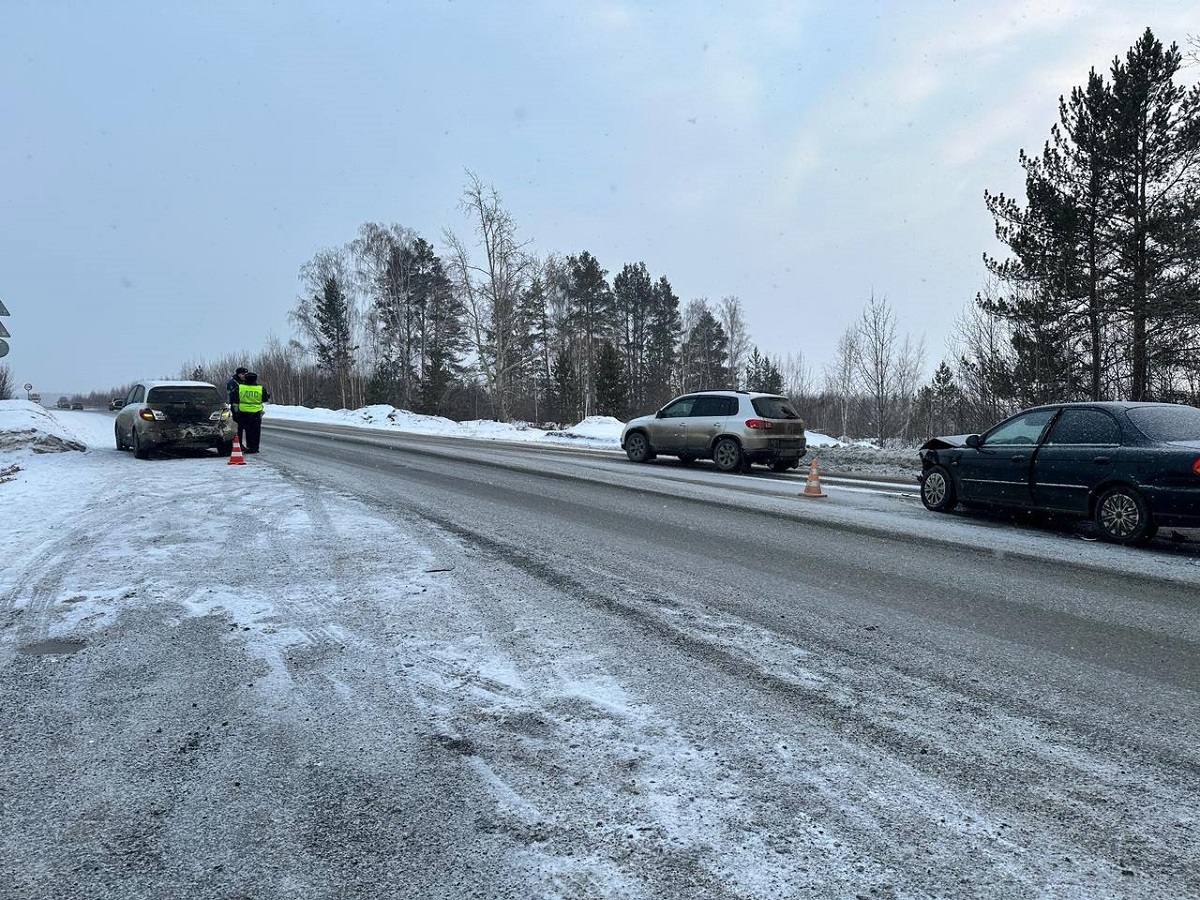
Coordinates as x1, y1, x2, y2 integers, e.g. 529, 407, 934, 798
244, 372, 259, 383
235, 366, 248, 374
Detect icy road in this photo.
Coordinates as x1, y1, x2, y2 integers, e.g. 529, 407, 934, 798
1, 407, 1197, 899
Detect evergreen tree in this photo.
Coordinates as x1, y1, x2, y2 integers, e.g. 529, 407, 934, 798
593, 341, 628, 418
565, 251, 614, 415
417, 246, 466, 415
550, 345, 580, 423
743, 347, 783, 394
1106, 29, 1200, 399
512, 273, 550, 421
984, 28, 1200, 402
680, 306, 728, 392
644, 276, 681, 406
312, 274, 356, 409
612, 262, 656, 412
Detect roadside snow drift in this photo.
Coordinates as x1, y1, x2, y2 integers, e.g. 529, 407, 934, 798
0, 400, 87, 454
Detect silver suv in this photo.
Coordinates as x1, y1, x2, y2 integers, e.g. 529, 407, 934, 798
622, 391, 806, 473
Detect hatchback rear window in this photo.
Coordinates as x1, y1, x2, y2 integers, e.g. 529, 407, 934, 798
1127, 405, 1200, 442
751, 396, 801, 419
146, 386, 222, 405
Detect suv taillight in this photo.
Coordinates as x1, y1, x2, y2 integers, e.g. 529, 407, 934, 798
744, 419, 773, 430
138, 408, 166, 421
1193, 458, 1200, 476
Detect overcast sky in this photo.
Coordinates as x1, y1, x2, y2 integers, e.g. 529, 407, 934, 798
3, 0, 1198, 399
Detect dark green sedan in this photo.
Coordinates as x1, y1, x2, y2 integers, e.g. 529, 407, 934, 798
918, 401, 1200, 544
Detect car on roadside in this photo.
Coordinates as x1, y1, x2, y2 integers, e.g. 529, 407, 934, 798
918, 401, 1200, 544
114, 380, 235, 459
70, 401, 84, 410
621, 390, 807, 473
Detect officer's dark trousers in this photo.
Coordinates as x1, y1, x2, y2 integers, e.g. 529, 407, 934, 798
242, 413, 263, 453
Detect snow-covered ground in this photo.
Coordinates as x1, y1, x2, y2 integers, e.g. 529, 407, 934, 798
3, 400, 1196, 899
264, 402, 918, 479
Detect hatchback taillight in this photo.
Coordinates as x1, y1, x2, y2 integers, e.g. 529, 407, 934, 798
744, 419, 773, 430
138, 408, 166, 421
1193, 458, 1200, 476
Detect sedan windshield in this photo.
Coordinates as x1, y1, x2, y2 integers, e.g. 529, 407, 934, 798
1127, 405, 1200, 442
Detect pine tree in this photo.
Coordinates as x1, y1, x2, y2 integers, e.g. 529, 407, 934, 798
644, 277, 681, 406
550, 345, 580, 424
612, 262, 656, 412
743, 347, 782, 394
1106, 29, 1200, 399
312, 274, 356, 409
983, 28, 1200, 402
680, 306, 728, 392
593, 341, 628, 418
565, 251, 614, 415
417, 245, 466, 415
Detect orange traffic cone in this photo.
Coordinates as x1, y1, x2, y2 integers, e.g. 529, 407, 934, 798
798, 458, 826, 498
227, 435, 247, 466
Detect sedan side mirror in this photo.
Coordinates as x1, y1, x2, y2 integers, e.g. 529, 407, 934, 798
965, 434, 981, 448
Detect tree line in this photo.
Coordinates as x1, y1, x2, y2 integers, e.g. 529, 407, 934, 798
53, 27, 1197, 444
213, 171, 815, 427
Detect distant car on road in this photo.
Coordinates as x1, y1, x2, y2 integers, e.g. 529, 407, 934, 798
71, 401, 84, 410
918, 401, 1200, 544
622, 390, 807, 473
56, 397, 70, 410
114, 380, 235, 459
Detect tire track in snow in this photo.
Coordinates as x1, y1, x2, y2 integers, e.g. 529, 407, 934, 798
400, 508, 1199, 899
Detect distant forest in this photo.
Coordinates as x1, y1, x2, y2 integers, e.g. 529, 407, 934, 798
36, 27, 1198, 443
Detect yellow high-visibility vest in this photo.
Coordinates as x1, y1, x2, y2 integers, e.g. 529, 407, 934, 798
237, 383, 264, 413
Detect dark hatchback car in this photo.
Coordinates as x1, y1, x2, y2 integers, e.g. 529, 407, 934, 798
918, 401, 1200, 544
114, 380, 235, 459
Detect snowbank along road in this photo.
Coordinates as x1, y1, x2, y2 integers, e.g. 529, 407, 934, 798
1, 406, 1197, 900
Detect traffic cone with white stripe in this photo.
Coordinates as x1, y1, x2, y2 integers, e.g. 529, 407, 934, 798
798, 458, 826, 498
227, 435, 247, 466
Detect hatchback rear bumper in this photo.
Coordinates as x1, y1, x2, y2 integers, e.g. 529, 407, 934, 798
140, 422, 233, 450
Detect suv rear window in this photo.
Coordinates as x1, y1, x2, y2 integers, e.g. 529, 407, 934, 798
1127, 405, 1200, 442
146, 386, 222, 405
750, 396, 801, 419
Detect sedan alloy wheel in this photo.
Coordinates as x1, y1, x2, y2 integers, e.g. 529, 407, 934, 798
921, 465, 958, 512
1095, 486, 1154, 544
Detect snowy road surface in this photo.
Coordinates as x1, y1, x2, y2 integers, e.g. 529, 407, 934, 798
1, 407, 1198, 899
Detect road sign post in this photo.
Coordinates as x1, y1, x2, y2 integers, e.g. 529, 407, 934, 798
0, 298, 9, 359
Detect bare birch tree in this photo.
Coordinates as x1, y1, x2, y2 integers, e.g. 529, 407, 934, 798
823, 327, 859, 439
852, 292, 926, 444
778, 351, 813, 401
717, 295, 752, 389
443, 171, 533, 420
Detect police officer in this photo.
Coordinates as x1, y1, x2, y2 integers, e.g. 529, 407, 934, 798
225, 366, 248, 396
236, 372, 270, 453
227, 367, 248, 447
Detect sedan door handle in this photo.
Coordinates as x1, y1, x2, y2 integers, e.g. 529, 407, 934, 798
1010, 454, 1026, 462
1092, 456, 1110, 465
